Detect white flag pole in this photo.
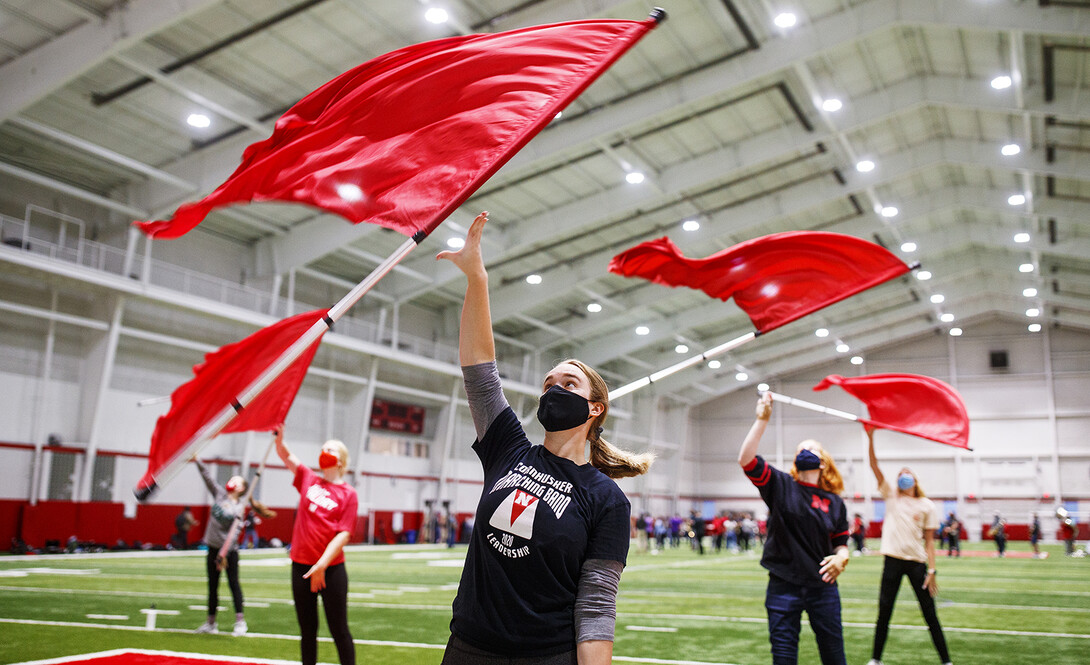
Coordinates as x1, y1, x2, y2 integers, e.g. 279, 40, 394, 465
135, 236, 420, 501
763, 390, 859, 422
609, 331, 757, 400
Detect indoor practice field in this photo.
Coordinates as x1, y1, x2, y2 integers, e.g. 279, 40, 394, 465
1, 542, 1087, 665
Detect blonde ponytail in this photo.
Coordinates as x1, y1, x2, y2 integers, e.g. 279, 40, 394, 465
589, 428, 655, 479
562, 359, 655, 479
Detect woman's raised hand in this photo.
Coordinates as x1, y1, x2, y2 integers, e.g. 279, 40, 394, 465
755, 392, 772, 421
437, 211, 488, 276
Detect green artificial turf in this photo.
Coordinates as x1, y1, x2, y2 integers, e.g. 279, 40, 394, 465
0, 541, 1086, 664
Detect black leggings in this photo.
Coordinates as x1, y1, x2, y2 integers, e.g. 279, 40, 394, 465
292, 561, 355, 665
872, 556, 949, 663
206, 550, 243, 615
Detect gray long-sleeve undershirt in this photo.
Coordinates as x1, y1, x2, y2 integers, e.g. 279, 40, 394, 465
461, 360, 622, 643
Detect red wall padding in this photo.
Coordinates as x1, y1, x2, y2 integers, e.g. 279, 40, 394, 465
1, 500, 429, 549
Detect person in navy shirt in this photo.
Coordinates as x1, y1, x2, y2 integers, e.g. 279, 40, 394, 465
739, 393, 851, 665
437, 211, 653, 665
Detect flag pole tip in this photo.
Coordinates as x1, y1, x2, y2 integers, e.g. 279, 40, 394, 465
908, 261, 922, 270
134, 483, 156, 503
650, 7, 668, 23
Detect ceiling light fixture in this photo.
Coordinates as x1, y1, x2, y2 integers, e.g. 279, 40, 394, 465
916, 270, 932, 281
554, 111, 562, 120
930, 294, 945, 304
757, 382, 770, 392
625, 171, 645, 184
525, 274, 542, 285
880, 206, 899, 218
773, 12, 797, 28
991, 75, 1012, 90
850, 356, 864, 365
675, 344, 689, 354
424, 7, 449, 23
1026, 308, 1040, 317
446, 237, 465, 249
1013, 232, 1030, 243
186, 113, 211, 128
1008, 193, 1026, 206
707, 359, 722, 369
682, 219, 700, 232
821, 98, 843, 112
900, 241, 917, 252
815, 328, 829, 338
1019, 263, 1034, 273
1028, 323, 1042, 332
855, 159, 875, 173
586, 303, 602, 313
949, 327, 963, 336
1001, 143, 1021, 156
940, 313, 955, 323
635, 325, 650, 336
735, 372, 749, 382
1022, 287, 1037, 298
836, 342, 849, 353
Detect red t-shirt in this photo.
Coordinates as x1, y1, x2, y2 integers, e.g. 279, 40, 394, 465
290, 465, 358, 566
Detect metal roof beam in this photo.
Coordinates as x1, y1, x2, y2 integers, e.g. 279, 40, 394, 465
0, 0, 220, 121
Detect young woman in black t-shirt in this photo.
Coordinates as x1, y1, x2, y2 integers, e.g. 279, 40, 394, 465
738, 393, 851, 665
437, 211, 653, 665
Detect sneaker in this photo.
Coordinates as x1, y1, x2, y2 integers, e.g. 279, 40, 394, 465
866, 660, 883, 665
233, 619, 248, 636
195, 621, 218, 634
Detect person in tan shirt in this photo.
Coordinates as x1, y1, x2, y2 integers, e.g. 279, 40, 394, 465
865, 428, 952, 665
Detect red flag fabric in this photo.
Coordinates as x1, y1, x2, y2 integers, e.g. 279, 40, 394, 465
608, 232, 911, 333
813, 373, 970, 449
136, 310, 327, 494
137, 17, 660, 239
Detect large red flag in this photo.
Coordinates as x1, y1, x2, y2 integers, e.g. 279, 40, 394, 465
608, 232, 911, 333
137, 16, 662, 239
136, 310, 327, 496
813, 373, 970, 449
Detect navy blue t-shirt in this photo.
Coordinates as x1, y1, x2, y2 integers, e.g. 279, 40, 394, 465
743, 455, 849, 587
450, 407, 631, 655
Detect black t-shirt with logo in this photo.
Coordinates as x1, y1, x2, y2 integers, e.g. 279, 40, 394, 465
743, 455, 849, 588
450, 407, 631, 655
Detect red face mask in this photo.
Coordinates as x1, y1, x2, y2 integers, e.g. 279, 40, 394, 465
319, 451, 340, 470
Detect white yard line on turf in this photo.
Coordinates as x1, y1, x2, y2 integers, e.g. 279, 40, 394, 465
0, 543, 450, 564
0, 585, 449, 610
618, 612, 1090, 639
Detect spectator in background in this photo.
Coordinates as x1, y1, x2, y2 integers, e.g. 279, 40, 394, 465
989, 512, 1007, 558
1030, 513, 1043, 559
690, 511, 706, 555
1060, 517, 1076, 556
669, 513, 683, 548
655, 516, 668, 550
740, 514, 756, 552
172, 506, 198, 550
850, 513, 866, 555
944, 513, 960, 557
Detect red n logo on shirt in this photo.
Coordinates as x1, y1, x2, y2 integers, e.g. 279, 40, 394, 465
811, 495, 830, 513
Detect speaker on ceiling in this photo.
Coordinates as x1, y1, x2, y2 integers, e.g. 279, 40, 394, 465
989, 350, 1009, 372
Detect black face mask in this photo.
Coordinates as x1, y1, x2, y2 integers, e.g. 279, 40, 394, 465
537, 385, 591, 432
795, 449, 822, 471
